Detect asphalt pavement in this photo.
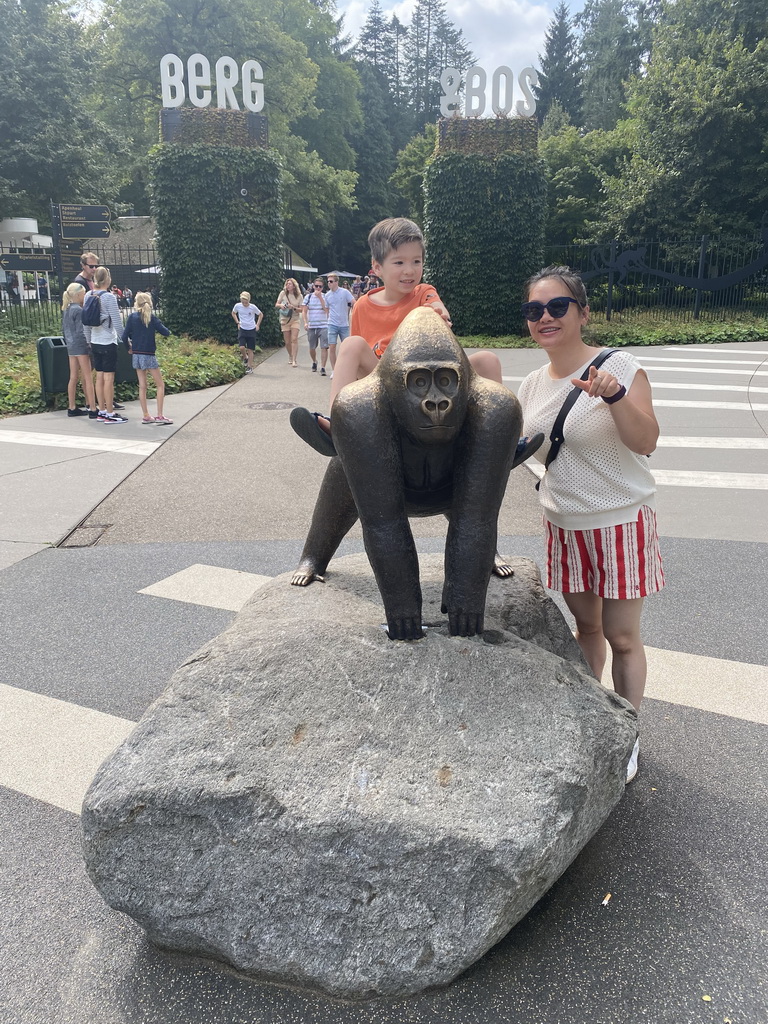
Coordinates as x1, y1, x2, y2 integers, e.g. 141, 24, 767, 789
1, 341, 766, 1024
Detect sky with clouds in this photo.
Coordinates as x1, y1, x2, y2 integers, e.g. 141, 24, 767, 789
338, 0, 584, 85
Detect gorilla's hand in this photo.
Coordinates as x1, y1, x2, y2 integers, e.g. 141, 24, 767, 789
448, 609, 484, 637
387, 616, 424, 641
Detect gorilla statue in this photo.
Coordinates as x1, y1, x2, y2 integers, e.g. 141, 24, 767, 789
291, 307, 534, 640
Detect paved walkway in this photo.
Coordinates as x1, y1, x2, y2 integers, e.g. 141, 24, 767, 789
1, 344, 766, 1024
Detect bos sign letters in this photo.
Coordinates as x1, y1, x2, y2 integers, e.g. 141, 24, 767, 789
440, 66, 538, 118
160, 54, 264, 112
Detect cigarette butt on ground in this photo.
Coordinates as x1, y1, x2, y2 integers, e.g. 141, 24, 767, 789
601, 893, 612, 906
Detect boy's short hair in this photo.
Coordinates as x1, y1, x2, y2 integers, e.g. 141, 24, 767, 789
240, 291, 251, 301
368, 218, 424, 264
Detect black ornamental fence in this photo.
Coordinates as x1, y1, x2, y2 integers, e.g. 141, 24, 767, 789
4, 231, 768, 333
0, 244, 162, 332
545, 228, 768, 322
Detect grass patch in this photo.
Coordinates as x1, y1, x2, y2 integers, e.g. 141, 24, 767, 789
0, 333, 252, 417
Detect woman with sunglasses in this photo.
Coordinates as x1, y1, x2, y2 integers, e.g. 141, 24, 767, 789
518, 266, 664, 783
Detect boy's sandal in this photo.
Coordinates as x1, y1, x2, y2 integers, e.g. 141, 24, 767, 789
289, 407, 337, 457
511, 432, 545, 469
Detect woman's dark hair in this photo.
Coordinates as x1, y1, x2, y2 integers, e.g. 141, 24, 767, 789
524, 265, 588, 306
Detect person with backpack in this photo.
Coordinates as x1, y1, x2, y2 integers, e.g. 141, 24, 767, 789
82, 266, 127, 423
518, 265, 664, 784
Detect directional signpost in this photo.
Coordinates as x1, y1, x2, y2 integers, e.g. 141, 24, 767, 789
0, 253, 54, 273
57, 204, 111, 240
50, 202, 112, 291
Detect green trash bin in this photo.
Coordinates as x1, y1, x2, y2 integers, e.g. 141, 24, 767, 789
36, 336, 70, 404
116, 338, 138, 386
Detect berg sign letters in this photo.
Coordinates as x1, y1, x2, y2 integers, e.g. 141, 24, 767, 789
160, 54, 264, 112
440, 66, 538, 118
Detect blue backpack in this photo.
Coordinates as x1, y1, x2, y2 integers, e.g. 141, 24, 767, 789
82, 290, 104, 327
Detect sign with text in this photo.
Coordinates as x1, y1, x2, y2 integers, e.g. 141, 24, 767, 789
160, 54, 264, 112
0, 253, 54, 273
57, 204, 111, 240
440, 66, 539, 118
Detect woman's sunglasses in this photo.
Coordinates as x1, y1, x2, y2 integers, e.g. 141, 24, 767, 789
521, 296, 581, 321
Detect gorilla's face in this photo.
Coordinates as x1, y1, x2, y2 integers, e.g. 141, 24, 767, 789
399, 360, 467, 443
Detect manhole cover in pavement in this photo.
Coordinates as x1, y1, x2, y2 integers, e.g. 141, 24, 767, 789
246, 402, 297, 411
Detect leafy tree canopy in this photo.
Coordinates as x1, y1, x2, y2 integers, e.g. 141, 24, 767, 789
600, 31, 768, 238
89, 0, 357, 242
0, 0, 126, 222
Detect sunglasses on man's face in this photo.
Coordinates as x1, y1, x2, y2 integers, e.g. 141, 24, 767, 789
521, 296, 581, 321
85, 264, 98, 270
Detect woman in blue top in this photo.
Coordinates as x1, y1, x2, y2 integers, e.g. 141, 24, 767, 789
122, 292, 173, 424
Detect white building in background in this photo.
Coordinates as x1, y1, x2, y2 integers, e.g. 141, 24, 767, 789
0, 218, 54, 303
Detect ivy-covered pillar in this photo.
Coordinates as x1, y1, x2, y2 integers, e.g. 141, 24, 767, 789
149, 109, 283, 345
424, 118, 547, 337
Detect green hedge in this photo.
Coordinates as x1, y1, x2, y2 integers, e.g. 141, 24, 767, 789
458, 316, 768, 348
424, 151, 547, 336
149, 143, 284, 345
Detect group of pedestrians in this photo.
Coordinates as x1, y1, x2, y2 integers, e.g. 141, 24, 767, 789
267, 274, 356, 376
289, 217, 664, 785
61, 252, 172, 424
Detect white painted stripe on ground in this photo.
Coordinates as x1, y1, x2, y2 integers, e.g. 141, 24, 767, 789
655, 436, 768, 449
2, 642, 765, 815
654, 399, 768, 410
0, 682, 134, 815
651, 381, 768, 393
653, 469, 768, 488
662, 347, 768, 356
641, 365, 768, 377
641, 356, 767, 367
526, 462, 768, 488
504, 369, 768, 382
633, 647, 768, 726
0, 430, 161, 457
139, 563, 272, 611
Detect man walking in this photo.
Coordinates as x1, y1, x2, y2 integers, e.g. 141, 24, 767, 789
302, 278, 329, 374
323, 274, 355, 379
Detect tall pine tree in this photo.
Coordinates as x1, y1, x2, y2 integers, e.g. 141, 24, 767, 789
534, 2, 583, 126
577, 0, 641, 131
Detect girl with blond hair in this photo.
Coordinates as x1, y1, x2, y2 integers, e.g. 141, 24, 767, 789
121, 291, 173, 424
61, 282, 97, 417
274, 278, 303, 367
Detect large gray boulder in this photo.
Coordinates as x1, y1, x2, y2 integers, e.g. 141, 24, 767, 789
82, 555, 636, 1000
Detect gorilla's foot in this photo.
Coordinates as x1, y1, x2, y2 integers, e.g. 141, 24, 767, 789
493, 553, 515, 578
512, 432, 545, 469
290, 559, 327, 587
290, 408, 337, 458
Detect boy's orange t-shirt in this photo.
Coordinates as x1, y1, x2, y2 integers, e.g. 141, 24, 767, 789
350, 283, 442, 357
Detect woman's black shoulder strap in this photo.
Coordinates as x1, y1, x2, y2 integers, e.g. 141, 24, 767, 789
542, 348, 619, 473
544, 348, 618, 469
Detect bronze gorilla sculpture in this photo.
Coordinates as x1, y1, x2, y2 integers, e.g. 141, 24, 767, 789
291, 307, 527, 640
